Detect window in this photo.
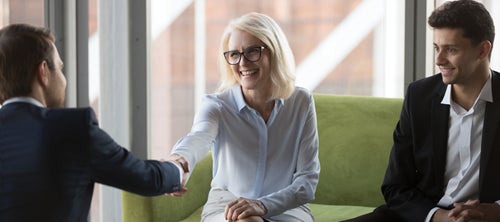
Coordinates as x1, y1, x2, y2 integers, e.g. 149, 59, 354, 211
0, 0, 44, 109
149, 0, 406, 158
0, 0, 44, 27
88, 0, 130, 221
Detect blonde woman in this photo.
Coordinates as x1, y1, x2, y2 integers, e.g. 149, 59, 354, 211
170, 12, 320, 222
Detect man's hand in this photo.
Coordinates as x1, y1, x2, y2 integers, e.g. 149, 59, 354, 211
448, 200, 500, 222
224, 197, 267, 222
167, 186, 188, 197
431, 208, 452, 222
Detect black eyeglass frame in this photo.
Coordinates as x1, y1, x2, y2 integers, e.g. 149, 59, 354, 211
223, 45, 267, 65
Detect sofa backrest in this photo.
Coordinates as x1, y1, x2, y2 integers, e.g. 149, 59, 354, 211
312, 94, 402, 207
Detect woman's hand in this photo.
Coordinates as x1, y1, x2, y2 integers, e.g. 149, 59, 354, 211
224, 197, 267, 221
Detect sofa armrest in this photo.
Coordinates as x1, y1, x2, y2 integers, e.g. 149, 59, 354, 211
123, 155, 213, 222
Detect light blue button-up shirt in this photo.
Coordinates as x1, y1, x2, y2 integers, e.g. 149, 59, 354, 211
172, 86, 320, 216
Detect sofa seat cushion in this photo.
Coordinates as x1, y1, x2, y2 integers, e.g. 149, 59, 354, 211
180, 206, 203, 222
311, 204, 374, 221
179, 204, 374, 222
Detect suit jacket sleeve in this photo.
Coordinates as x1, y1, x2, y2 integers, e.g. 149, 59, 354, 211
381, 81, 442, 222
84, 108, 182, 196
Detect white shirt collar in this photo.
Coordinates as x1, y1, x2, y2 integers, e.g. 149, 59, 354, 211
2, 97, 44, 107
441, 71, 493, 105
232, 86, 284, 112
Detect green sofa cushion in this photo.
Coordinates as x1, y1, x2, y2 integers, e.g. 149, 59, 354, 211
180, 207, 204, 222
310, 204, 374, 221
313, 94, 402, 207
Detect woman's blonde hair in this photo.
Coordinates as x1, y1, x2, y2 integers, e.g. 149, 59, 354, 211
216, 12, 296, 100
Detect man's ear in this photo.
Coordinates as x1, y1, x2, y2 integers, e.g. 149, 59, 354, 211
478, 40, 492, 60
36, 60, 50, 88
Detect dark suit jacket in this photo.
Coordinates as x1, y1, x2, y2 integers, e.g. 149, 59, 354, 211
0, 102, 181, 221
378, 71, 500, 222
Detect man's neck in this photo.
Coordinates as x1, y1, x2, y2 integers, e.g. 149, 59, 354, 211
451, 68, 490, 111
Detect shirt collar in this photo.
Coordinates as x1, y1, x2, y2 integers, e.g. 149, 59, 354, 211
441, 71, 493, 105
3, 97, 44, 107
233, 86, 247, 111
232, 86, 284, 112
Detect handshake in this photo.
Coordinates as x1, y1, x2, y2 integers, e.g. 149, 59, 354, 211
167, 154, 190, 197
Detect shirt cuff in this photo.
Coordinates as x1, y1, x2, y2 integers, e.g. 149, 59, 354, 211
425, 207, 440, 222
496, 200, 500, 205
168, 160, 184, 184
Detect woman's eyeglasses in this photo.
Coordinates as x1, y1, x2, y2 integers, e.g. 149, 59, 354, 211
223, 46, 267, 65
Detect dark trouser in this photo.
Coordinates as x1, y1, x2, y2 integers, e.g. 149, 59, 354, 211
340, 206, 402, 222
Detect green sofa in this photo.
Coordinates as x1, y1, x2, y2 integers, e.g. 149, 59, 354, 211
122, 94, 403, 221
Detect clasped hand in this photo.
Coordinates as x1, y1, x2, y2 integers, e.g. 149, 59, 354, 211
435, 200, 500, 222
224, 197, 267, 222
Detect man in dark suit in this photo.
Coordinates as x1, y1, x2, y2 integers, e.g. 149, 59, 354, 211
0, 24, 188, 221
344, 0, 500, 222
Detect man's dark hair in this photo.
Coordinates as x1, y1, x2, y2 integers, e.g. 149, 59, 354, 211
0, 24, 56, 102
428, 0, 495, 46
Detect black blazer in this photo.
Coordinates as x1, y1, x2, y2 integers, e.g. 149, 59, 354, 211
379, 71, 500, 222
0, 102, 181, 221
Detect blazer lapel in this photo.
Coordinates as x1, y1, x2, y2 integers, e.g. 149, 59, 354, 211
431, 82, 449, 189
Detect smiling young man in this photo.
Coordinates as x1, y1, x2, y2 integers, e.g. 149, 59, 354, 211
343, 0, 500, 222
